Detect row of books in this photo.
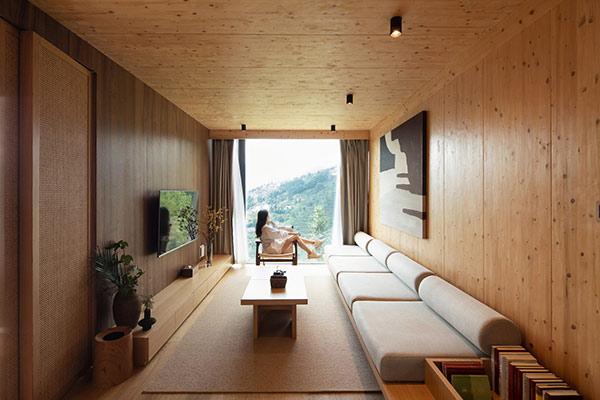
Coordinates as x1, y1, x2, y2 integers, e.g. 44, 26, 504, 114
440, 359, 491, 400
492, 345, 582, 400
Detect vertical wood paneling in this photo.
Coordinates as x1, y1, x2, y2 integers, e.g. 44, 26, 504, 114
443, 63, 485, 301
417, 94, 445, 272
370, 1, 599, 397
551, 0, 600, 398
482, 14, 553, 360
0, 18, 19, 400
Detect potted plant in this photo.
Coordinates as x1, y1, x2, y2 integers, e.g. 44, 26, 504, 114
200, 206, 227, 265
138, 295, 156, 331
94, 240, 144, 329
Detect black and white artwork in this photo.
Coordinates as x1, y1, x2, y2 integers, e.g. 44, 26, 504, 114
379, 111, 427, 238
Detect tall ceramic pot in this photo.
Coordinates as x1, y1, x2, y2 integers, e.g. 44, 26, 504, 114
112, 291, 141, 329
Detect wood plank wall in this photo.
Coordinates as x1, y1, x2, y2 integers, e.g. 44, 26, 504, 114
0, 1, 211, 302
0, 18, 19, 400
369, 1, 599, 398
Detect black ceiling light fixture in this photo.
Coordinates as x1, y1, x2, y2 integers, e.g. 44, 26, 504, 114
331, 124, 336, 132
390, 16, 402, 38
346, 93, 353, 105
241, 124, 246, 131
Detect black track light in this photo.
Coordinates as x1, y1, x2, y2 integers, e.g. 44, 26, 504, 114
390, 16, 402, 38
346, 93, 353, 105
241, 124, 246, 131
331, 125, 336, 132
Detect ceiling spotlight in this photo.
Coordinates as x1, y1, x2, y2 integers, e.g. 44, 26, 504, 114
390, 16, 402, 38
241, 124, 246, 131
346, 93, 353, 105
331, 124, 336, 132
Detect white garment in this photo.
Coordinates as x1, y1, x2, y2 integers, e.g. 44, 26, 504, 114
260, 223, 293, 254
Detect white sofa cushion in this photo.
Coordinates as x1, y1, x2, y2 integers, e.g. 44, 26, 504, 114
419, 276, 521, 355
338, 273, 420, 309
323, 244, 369, 259
354, 231, 373, 251
353, 301, 482, 382
386, 252, 434, 292
366, 239, 398, 265
327, 256, 388, 281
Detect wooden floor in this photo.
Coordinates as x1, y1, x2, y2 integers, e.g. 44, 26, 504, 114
65, 265, 429, 400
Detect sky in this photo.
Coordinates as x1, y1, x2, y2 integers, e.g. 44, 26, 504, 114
245, 139, 340, 190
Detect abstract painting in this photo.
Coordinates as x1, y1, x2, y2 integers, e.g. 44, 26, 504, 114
379, 111, 427, 238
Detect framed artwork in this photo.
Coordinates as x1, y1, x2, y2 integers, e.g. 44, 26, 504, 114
379, 111, 427, 238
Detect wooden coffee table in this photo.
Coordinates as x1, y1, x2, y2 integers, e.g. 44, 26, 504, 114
240, 273, 308, 339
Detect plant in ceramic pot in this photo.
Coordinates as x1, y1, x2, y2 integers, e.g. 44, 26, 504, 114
138, 295, 156, 331
94, 240, 144, 329
200, 206, 227, 265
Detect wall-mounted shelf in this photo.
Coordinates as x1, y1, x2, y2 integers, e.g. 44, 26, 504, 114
132, 255, 232, 366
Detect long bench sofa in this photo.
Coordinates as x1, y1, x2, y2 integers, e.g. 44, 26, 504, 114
325, 232, 522, 383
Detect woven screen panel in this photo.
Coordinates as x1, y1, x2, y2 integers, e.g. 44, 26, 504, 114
37, 41, 92, 400
0, 21, 19, 400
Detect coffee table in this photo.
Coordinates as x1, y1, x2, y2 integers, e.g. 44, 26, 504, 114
240, 273, 308, 339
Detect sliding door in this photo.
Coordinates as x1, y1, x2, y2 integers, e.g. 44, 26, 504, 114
20, 32, 94, 400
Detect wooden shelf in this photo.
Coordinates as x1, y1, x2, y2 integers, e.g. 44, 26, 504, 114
132, 254, 232, 366
425, 358, 498, 400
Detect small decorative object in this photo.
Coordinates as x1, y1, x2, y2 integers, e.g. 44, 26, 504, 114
200, 206, 228, 266
93, 240, 144, 329
270, 269, 287, 289
93, 326, 133, 388
138, 295, 156, 331
180, 264, 194, 278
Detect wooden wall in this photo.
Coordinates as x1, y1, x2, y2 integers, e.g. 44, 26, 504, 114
0, 1, 211, 303
369, 0, 599, 398
0, 17, 19, 400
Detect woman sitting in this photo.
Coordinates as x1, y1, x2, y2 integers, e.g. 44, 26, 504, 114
255, 209, 322, 259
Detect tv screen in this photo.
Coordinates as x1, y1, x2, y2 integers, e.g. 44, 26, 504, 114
157, 190, 199, 257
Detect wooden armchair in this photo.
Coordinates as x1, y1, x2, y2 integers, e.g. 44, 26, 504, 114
255, 239, 298, 266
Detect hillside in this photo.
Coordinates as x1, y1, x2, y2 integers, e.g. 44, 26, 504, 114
246, 167, 337, 256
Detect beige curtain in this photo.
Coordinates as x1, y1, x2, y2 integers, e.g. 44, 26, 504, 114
340, 140, 369, 244
211, 139, 233, 254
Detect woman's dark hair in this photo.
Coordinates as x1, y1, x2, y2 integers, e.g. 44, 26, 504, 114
255, 209, 269, 237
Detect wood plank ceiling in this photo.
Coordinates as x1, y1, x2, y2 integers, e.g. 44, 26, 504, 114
31, 0, 530, 130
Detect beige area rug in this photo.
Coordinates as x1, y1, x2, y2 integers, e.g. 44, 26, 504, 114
144, 266, 379, 394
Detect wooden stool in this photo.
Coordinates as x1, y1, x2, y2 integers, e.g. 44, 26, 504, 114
93, 326, 133, 388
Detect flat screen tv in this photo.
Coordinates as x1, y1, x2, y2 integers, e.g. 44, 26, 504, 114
157, 190, 199, 257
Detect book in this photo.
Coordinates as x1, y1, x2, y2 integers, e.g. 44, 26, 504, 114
534, 383, 571, 400
522, 372, 559, 399
451, 374, 492, 400
442, 360, 486, 381
500, 352, 536, 400
542, 390, 582, 399
527, 378, 565, 400
492, 345, 527, 393
509, 363, 546, 400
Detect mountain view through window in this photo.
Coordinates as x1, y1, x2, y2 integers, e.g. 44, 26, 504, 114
245, 140, 340, 262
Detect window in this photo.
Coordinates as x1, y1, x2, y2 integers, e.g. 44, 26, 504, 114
245, 139, 340, 261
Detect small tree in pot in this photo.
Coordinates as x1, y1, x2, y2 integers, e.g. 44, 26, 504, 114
94, 240, 144, 329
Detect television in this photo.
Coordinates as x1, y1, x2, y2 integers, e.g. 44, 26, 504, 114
157, 190, 199, 257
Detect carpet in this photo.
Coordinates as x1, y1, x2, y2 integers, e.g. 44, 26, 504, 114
144, 266, 379, 393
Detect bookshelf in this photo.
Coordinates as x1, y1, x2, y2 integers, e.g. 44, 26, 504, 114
425, 358, 500, 400
132, 255, 232, 366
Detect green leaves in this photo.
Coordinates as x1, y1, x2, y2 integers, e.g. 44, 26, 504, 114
93, 240, 144, 295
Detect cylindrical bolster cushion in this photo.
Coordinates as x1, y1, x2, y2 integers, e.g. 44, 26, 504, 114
386, 252, 434, 293
366, 239, 398, 266
353, 232, 373, 251
419, 276, 521, 355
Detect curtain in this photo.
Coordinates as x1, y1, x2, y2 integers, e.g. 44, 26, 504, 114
339, 140, 369, 244
231, 140, 248, 263
211, 139, 233, 254
331, 142, 344, 246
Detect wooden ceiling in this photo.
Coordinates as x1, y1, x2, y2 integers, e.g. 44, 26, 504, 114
31, 0, 532, 130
